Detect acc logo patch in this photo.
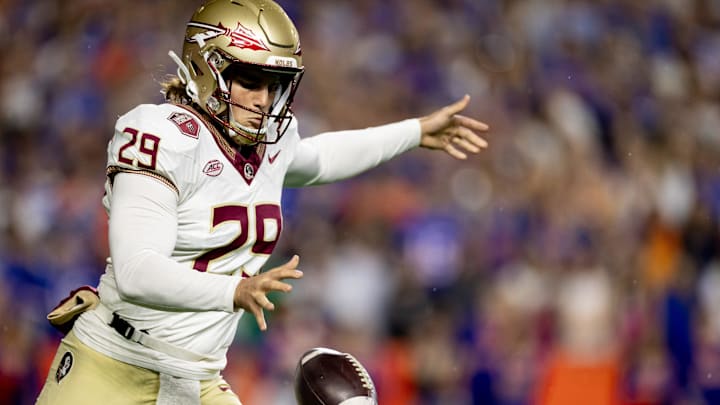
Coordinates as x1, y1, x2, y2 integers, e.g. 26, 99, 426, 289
56, 352, 73, 383
203, 159, 224, 177
168, 112, 200, 138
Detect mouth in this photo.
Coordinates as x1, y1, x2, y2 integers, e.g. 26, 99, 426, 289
247, 117, 263, 128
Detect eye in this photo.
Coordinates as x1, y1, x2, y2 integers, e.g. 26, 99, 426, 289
234, 77, 282, 93
237, 78, 263, 90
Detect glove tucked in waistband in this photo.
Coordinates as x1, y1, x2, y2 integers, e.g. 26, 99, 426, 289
47, 286, 100, 335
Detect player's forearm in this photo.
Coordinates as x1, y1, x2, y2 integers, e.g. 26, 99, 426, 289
109, 172, 238, 312
284, 118, 421, 187
113, 249, 239, 312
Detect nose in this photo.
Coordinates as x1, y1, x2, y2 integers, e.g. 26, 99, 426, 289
251, 85, 271, 111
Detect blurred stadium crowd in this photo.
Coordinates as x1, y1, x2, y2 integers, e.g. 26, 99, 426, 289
1, 0, 720, 404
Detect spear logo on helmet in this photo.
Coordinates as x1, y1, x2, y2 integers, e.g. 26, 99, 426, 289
187, 21, 270, 52
222, 22, 270, 51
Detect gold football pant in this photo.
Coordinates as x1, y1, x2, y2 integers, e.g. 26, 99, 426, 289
35, 330, 242, 405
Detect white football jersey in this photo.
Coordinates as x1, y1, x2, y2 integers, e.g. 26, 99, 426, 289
72, 101, 420, 380
75, 103, 300, 379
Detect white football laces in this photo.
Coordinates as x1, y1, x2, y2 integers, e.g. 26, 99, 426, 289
344, 353, 377, 397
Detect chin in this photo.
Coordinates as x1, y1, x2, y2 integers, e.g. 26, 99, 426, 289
227, 127, 266, 146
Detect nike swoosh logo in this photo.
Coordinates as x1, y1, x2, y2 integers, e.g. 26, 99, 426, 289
268, 150, 281, 164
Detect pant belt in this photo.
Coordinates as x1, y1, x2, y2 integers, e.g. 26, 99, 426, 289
94, 303, 218, 363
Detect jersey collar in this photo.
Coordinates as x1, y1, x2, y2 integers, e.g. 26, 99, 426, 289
174, 103, 266, 185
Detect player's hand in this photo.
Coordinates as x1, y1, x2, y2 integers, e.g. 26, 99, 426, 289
233, 255, 302, 331
418, 94, 490, 159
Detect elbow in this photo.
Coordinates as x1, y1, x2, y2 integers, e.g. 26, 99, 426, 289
111, 254, 148, 302
114, 268, 145, 302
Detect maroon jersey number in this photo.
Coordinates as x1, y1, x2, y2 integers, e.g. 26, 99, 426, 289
118, 127, 160, 170
193, 204, 282, 272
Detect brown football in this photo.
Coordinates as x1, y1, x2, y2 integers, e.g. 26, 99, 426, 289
294, 347, 377, 405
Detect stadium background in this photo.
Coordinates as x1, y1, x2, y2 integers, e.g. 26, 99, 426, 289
1, 0, 719, 404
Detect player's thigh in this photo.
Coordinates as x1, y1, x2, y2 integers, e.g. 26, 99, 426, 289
201, 376, 242, 405
35, 331, 158, 405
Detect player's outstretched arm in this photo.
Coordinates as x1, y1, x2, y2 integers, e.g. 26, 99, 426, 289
233, 255, 303, 331
419, 94, 490, 159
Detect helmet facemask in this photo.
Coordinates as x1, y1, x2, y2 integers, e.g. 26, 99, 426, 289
170, 0, 304, 146
208, 53, 303, 145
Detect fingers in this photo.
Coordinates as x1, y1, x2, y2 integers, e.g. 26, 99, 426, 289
253, 291, 275, 310
267, 255, 299, 271
454, 114, 489, 131
234, 254, 303, 331
450, 127, 488, 145
446, 126, 489, 159
444, 143, 468, 160
260, 279, 294, 294
249, 303, 268, 331
419, 95, 492, 157
266, 255, 303, 281
246, 277, 293, 331
452, 136, 480, 154
248, 280, 286, 332
444, 94, 471, 117
282, 254, 300, 270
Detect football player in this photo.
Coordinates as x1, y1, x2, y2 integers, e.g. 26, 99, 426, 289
35, 0, 489, 404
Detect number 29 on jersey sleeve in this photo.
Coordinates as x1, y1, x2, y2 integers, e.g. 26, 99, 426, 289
117, 127, 160, 170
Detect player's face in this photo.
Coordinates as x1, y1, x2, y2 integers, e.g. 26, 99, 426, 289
228, 67, 282, 131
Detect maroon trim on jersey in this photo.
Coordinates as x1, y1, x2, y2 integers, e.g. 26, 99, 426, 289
173, 104, 266, 185
107, 166, 179, 195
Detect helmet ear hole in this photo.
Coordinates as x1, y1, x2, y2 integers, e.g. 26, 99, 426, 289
189, 60, 203, 77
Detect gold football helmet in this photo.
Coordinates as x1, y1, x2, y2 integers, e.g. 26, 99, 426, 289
169, 0, 304, 144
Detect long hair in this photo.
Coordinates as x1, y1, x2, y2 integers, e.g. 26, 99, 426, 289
160, 75, 191, 105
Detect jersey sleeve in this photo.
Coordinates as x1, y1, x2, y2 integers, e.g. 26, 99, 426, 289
284, 119, 421, 187
109, 172, 240, 312
106, 104, 200, 197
